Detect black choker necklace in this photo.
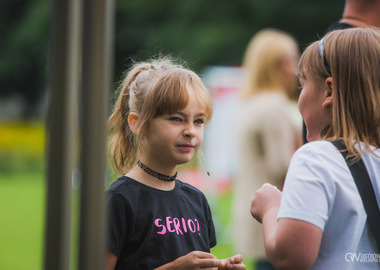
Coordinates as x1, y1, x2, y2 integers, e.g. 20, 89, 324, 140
137, 160, 177, 182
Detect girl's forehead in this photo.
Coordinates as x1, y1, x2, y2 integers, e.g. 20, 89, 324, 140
180, 94, 206, 112
298, 67, 315, 81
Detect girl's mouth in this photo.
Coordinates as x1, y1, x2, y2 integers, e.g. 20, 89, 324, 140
176, 144, 195, 151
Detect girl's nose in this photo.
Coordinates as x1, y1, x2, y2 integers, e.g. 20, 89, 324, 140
183, 123, 196, 137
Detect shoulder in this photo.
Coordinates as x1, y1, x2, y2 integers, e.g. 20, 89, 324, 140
326, 21, 355, 32
176, 180, 207, 199
243, 92, 288, 110
108, 176, 137, 193
293, 140, 341, 161
107, 176, 144, 203
237, 93, 293, 127
279, 141, 345, 229
288, 140, 348, 184
175, 180, 211, 209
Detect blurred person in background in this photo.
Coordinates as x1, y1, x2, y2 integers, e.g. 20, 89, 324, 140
329, 0, 380, 30
231, 29, 302, 270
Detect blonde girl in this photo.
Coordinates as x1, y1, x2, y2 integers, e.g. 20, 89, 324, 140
232, 29, 301, 270
106, 57, 245, 270
250, 28, 380, 269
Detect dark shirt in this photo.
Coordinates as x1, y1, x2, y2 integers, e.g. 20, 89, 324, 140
107, 176, 217, 270
326, 21, 355, 32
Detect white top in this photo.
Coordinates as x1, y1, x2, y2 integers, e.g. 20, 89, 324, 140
278, 140, 380, 269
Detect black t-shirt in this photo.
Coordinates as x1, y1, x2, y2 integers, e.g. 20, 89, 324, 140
107, 176, 217, 270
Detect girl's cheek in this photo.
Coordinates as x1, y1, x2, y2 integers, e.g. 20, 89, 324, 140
298, 90, 306, 114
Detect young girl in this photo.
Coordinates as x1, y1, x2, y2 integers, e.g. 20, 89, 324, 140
106, 57, 245, 270
250, 28, 380, 269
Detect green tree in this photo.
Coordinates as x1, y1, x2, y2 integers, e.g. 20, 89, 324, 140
114, 0, 344, 79
0, 0, 344, 117
0, 0, 49, 118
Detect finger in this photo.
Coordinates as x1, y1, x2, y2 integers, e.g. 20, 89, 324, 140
197, 258, 221, 268
230, 264, 246, 270
262, 183, 275, 188
193, 251, 217, 259
218, 258, 228, 268
228, 254, 243, 263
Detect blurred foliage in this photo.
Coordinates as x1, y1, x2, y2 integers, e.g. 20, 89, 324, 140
0, 0, 344, 117
0, 0, 50, 118
114, 0, 344, 80
0, 122, 45, 173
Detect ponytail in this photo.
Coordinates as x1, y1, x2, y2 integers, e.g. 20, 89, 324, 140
108, 63, 151, 175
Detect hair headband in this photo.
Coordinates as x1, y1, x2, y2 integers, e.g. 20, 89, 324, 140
318, 37, 332, 75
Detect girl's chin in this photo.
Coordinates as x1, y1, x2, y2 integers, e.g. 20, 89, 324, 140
176, 155, 195, 165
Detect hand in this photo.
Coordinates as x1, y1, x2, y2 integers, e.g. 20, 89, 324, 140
250, 183, 282, 223
218, 254, 246, 269
155, 250, 221, 270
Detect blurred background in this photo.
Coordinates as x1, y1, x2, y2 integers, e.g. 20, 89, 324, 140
0, 0, 344, 269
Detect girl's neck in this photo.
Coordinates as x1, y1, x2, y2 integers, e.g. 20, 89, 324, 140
126, 164, 176, 191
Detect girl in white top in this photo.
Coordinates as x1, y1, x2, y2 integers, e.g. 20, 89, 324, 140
250, 28, 380, 269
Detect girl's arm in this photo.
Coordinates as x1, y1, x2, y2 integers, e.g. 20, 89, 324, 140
105, 249, 118, 270
250, 184, 322, 270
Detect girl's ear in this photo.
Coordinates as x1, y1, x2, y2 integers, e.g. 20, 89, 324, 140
322, 77, 333, 108
128, 112, 140, 134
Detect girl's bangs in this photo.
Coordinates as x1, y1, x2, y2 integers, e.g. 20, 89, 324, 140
298, 41, 326, 84
151, 70, 213, 122
152, 71, 190, 117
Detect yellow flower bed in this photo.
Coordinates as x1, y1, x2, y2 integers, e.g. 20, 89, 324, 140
0, 121, 45, 155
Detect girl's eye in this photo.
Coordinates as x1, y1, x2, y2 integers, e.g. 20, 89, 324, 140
194, 119, 204, 125
169, 117, 182, 122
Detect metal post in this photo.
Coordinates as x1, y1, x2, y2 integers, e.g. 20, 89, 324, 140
78, 0, 113, 269
44, 0, 81, 269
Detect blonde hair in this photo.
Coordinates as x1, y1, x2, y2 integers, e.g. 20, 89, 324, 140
108, 57, 213, 175
299, 28, 380, 156
240, 28, 298, 99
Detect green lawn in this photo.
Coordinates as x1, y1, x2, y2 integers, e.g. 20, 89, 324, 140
0, 172, 45, 270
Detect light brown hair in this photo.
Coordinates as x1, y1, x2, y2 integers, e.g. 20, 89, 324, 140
108, 57, 213, 175
299, 28, 380, 156
240, 28, 298, 99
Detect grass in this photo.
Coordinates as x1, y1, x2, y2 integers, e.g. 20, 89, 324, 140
0, 172, 45, 270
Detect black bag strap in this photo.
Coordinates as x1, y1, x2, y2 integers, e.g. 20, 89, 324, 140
332, 140, 380, 250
